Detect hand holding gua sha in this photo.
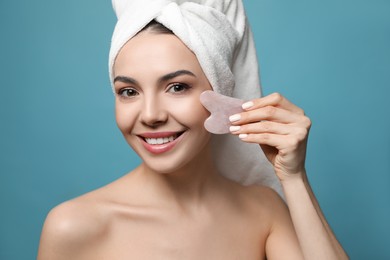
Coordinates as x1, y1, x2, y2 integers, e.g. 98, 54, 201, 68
200, 90, 245, 134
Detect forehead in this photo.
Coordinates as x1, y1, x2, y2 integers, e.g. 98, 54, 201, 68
114, 32, 203, 77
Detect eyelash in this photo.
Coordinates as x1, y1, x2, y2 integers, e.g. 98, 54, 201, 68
117, 88, 139, 98
166, 83, 192, 94
116, 83, 192, 99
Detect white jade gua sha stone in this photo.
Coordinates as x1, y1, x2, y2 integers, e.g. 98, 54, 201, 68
200, 90, 245, 134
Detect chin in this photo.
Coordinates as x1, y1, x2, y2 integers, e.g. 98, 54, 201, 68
140, 150, 199, 175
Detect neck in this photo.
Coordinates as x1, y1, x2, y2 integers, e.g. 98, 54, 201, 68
134, 143, 224, 212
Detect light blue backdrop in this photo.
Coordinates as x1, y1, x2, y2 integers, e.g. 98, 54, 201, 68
0, 0, 389, 259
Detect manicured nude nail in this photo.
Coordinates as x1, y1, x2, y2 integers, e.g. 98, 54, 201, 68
242, 101, 253, 109
239, 134, 248, 139
229, 126, 241, 132
229, 114, 241, 122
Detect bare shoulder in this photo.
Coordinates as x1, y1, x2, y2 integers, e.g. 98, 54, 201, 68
37, 192, 109, 260
244, 184, 293, 225
44, 195, 107, 242
219, 180, 289, 229
247, 185, 287, 212
37, 172, 141, 259
231, 182, 287, 215
243, 185, 304, 258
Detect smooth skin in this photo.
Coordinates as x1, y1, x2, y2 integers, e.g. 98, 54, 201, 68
37, 30, 348, 259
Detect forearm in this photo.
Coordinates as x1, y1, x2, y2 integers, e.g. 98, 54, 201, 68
281, 170, 349, 260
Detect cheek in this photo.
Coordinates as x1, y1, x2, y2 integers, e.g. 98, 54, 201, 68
115, 102, 137, 133
169, 97, 210, 127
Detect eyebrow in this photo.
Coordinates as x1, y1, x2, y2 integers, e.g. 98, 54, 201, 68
157, 70, 196, 84
113, 70, 196, 85
113, 75, 139, 85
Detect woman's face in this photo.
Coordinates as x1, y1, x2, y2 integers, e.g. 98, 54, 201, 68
113, 30, 213, 173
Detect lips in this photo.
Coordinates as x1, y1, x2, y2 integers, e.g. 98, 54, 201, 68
137, 131, 185, 154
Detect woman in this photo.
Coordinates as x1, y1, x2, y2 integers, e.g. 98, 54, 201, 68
38, 1, 348, 259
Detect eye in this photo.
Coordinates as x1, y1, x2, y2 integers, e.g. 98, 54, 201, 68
167, 83, 191, 94
118, 88, 139, 98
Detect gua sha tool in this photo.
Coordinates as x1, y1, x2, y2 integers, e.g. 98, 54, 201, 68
200, 90, 245, 134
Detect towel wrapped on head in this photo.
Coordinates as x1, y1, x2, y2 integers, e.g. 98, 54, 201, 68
109, 0, 283, 196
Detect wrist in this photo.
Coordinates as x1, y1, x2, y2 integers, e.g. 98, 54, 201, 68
280, 170, 311, 206
279, 169, 308, 189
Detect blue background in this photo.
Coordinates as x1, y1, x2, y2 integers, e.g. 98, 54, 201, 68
0, 0, 389, 259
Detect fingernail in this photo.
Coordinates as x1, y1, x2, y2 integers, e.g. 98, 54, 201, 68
239, 134, 248, 139
229, 126, 241, 132
242, 101, 253, 110
229, 114, 241, 122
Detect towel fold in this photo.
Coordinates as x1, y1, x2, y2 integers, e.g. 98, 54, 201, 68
109, 0, 283, 196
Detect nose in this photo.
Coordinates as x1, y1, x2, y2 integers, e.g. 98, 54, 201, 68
139, 95, 168, 128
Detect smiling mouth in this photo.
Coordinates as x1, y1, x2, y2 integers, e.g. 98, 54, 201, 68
139, 131, 185, 145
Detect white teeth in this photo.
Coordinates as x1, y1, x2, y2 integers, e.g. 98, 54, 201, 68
145, 135, 177, 145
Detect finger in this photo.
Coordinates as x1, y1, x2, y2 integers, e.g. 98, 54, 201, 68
229, 121, 292, 135
229, 106, 303, 125
232, 122, 310, 152
238, 131, 308, 152
242, 93, 304, 115
238, 133, 289, 148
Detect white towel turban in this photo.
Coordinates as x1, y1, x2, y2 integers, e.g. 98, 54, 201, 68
109, 0, 283, 196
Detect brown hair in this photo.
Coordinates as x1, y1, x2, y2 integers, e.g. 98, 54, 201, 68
140, 20, 173, 35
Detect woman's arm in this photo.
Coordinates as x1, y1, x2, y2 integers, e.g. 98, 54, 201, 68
281, 170, 348, 259
229, 93, 348, 259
